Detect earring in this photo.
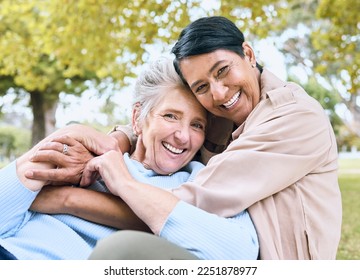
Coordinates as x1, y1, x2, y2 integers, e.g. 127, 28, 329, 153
252, 64, 256, 68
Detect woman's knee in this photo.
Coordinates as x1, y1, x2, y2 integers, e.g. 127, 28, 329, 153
89, 230, 198, 260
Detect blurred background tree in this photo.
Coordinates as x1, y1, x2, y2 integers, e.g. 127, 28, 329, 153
0, 0, 193, 146
0, 0, 359, 155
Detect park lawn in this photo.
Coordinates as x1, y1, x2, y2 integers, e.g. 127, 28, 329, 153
336, 158, 360, 260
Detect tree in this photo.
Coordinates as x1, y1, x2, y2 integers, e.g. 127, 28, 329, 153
1, 0, 358, 145
0, 0, 193, 146
312, 0, 360, 136
296, 76, 343, 137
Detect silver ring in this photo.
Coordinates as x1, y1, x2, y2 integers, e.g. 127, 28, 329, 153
62, 144, 69, 155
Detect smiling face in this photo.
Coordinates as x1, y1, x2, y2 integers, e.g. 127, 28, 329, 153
131, 86, 207, 175
179, 46, 261, 126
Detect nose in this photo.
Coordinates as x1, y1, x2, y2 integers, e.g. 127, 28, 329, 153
210, 81, 228, 104
174, 125, 190, 145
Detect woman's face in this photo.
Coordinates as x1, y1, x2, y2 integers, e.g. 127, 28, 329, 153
179, 47, 261, 126
133, 87, 207, 175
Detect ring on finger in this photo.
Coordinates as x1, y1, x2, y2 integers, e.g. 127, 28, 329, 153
63, 144, 69, 155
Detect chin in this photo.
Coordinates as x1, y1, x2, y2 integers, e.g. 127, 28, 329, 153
161, 167, 179, 175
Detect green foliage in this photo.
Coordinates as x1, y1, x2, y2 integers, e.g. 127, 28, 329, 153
291, 75, 343, 136
0, 132, 15, 157
314, 0, 360, 95
0, 0, 359, 142
0, 0, 195, 144
337, 127, 360, 151
0, 0, 193, 92
0, 125, 31, 158
218, 0, 294, 39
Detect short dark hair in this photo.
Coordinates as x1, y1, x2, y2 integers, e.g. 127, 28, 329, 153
171, 16, 262, 80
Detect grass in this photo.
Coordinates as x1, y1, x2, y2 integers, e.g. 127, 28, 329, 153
336, 158, 360, 260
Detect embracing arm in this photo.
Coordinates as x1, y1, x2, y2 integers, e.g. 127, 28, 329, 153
160, 201, 259, 259
79, 151, 259, 259
108, 124, 135, 154
30, 186, 150, 231
80, 151, 179, 234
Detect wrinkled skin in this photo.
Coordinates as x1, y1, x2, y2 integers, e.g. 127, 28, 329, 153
30, 135, 95, 186
25, 123, 123, 186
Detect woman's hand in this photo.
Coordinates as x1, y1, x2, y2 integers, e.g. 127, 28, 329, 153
25, 136, 95, 186
47, 124, 121, 155
24, 124, 124, 186
80, 150, 130, 192
80, 150, 179, 234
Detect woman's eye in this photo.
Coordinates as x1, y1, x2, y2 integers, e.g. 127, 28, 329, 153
217, 65, 230, 79
163, 113, 177, 120
195, 84, 208, 94
192, 122, 205, 131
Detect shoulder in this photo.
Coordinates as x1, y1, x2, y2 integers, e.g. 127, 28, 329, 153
240, 71, 330, 141
256, 69, 325, 119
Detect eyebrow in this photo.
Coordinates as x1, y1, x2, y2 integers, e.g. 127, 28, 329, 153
162, 108, 207, 124
189, 60, 226, 91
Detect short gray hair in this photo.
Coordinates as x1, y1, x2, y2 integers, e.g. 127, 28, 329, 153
132, 56, 189, 123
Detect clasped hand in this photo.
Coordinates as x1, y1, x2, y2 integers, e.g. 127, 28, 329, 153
25, 124, 120, 186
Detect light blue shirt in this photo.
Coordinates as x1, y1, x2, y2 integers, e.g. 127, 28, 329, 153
0, 154, 258, 259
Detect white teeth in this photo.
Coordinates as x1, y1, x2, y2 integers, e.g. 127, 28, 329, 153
223, 92, 240, 108
163, 142, 184, 154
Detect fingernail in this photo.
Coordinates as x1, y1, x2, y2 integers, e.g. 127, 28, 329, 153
25, 170, 33, 177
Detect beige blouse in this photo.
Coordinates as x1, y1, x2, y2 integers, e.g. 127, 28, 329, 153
171, 69, 342, 259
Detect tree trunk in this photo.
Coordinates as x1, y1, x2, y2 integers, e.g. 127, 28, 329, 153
29, 91, 58, 147
29, 91, 46, 147
30, 91, 58, 146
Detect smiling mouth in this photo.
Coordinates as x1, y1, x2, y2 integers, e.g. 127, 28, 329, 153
222, 91, 241, 109
162, 142, 184, 154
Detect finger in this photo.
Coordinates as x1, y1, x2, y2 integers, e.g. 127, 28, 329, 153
80, 165, 93, 186
25, 168, 66, 182
25, 168, 80, 185
79, 170, 93, 186
79, 171, 99, 187
80, 158, 100, 186
30, 150, 68, 166
51, 135, 82, 147
37, 141, 64, 153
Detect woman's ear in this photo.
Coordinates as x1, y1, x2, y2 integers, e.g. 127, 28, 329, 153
132, 102, 142, 136
242, 42, 256, 66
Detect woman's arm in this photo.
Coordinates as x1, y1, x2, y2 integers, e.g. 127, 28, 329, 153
81, 150, 179, 234
80, 151, 259, 259
108, 124, 135, 154
30, 186, 150, 231
160, 201, 259, 259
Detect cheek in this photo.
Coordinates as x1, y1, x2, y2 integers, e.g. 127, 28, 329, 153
142, 128, 158, 148
196, 96, 212, 111
193, 134, 205, 150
